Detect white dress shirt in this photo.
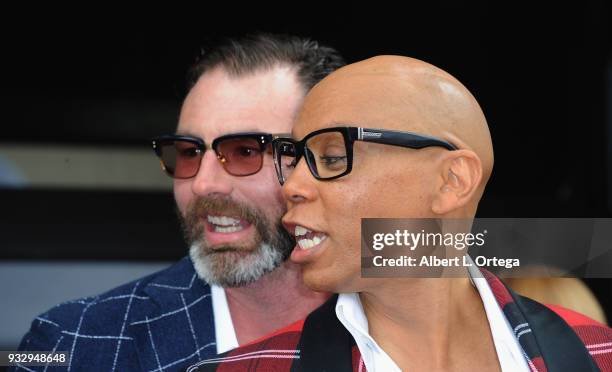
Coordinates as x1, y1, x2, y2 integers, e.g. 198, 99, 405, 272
210, 284, 239, 354
335, 259, 530, 372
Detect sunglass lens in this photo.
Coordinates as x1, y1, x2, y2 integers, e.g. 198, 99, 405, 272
216, 137, 263, 176
159, 140, 202, 178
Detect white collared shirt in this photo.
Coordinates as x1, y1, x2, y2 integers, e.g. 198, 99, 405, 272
336, 292, 402, 372
335, 259, 530, 372
210, 284, 239, 354
466, 258, 530, 372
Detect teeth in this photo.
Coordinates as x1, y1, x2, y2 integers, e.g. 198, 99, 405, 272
213, 225, 243, 233
297, 235, 327, 250
294, 224, 327, 250
207, 215, 241, 226
295, 225, 311, 237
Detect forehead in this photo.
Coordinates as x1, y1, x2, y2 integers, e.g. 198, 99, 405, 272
293, 75, 427, 140
178, 66, 305, 140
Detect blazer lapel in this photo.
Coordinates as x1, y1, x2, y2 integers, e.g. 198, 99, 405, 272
483, 270, 599, 372
294, 295, 355, 372
511, 291, 599, 372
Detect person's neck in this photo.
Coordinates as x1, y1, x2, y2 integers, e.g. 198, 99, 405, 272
360, 275, 499, 371
225, 261, 330, 345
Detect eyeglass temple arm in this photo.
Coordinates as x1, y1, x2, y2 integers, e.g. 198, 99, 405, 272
354, 127, 457, 151
269, 134, 295, 154
272, 133, 293, 139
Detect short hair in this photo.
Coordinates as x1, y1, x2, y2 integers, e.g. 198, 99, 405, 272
186, 33, 345, 93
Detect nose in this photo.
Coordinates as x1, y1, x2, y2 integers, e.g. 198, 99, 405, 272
282, 158, 317, 206
190, 149, 233, 196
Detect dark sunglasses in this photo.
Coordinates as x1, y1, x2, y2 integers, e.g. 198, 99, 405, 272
272, 126, 457, 184
152, 132, 274, 178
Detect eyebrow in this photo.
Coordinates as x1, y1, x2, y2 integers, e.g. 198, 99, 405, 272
175, 128, 271, 138
173, 131, 207, 144
174, 130, 198, 136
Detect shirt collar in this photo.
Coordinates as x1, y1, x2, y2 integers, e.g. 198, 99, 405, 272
335, 256, 530, 372
211, 284, 239, 354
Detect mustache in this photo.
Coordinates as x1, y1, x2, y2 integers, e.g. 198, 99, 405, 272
179, 195, 273, 248
186, 196, 259, 223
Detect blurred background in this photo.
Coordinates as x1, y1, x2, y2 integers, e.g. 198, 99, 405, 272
1, 2, 610, 349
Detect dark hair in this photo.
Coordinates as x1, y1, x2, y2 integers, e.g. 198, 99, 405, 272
186, 33, 345, 93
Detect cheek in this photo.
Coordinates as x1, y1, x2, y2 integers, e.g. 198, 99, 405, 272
311, 183, 366, 291
236, 166, 286, 217
320, 182, 361, 237
350, 158, 434, 218
173, 180, 193, 215
315, 166, 433, 288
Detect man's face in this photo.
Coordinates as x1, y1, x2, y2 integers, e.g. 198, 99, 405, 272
175, 66, 304, 287
281, 77, 443, 293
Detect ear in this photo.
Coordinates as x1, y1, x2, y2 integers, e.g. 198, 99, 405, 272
431, 150, 483, 214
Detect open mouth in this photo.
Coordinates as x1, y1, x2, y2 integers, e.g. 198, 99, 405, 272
294, 225, 328, 250
206, 215, 249, 233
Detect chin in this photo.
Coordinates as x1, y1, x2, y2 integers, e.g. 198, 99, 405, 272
302, 268, 342, 293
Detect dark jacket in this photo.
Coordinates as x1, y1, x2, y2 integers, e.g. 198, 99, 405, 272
13, 256, 218, 372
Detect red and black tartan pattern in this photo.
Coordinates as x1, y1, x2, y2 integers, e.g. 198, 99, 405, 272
483, 269, 612, 371
484, 269, 547, 371
188, 271, 612, 372
185, 321, 304, 372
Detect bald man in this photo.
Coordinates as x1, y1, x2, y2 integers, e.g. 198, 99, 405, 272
187, 56, 612, 372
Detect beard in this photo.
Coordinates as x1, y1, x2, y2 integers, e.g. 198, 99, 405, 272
178, 196, 294, 287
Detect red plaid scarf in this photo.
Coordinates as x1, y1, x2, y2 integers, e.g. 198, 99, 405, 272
187, 271, 612, 372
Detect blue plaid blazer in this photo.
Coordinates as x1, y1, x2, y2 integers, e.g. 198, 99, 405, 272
12, 256, 218, 372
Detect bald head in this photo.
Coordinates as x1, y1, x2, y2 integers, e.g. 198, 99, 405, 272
296, 55, 493, 195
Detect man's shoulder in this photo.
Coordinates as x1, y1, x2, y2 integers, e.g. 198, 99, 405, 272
186, 320, 305, 372
43, 257, 195, 317
16, 256, 219, 370
37, 256, 207, 327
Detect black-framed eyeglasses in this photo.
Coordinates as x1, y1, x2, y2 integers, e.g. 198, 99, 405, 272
151, 132, 274, 179
272, 126, 457, 185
